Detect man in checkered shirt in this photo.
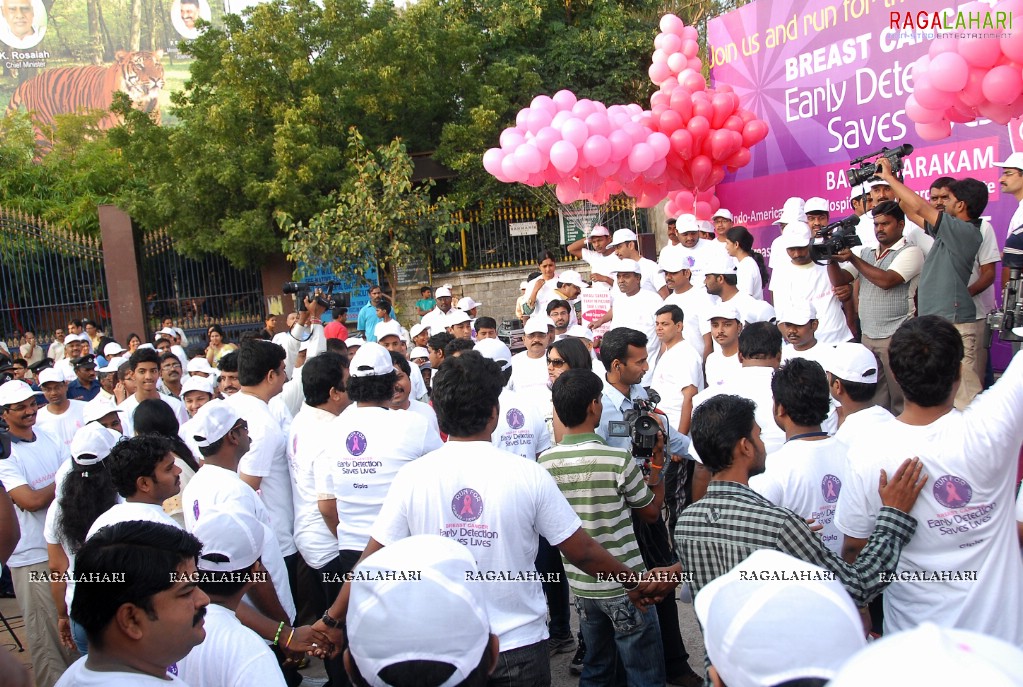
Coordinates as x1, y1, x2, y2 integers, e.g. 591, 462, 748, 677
672, 394, 926, 607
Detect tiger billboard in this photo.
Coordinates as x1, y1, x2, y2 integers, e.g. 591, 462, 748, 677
0, 0, 265, 142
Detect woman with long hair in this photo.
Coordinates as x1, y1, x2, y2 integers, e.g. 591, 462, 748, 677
546, 337, 595, 443
125, 332, 142, 354
724, 225, 769, 299
204, 324, 237, 365
133, 398, 201, 526
47, 425, 121, 654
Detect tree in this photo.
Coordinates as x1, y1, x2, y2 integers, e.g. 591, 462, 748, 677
280, 127, 465, 299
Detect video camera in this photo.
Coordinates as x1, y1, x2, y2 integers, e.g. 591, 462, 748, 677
810, 215, 862, 264
282, 281, 351, 313
987, 268, 1023, 344
607, 389, 663, 459
846, 144, 914, 187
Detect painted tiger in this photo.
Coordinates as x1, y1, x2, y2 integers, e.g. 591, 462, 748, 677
4, 50, 165, 137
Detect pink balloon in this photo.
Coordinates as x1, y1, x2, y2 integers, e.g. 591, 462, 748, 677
928, 37, 958, 58
945, 103, 977, 123
724, 147, 751, 168
658, 109, 684, 134
572, 99, 597, 118
647, 131, 671, 159
659, 76, 679, 94
741, 119, 768, 147
660, 14, 685, 34
674, 190, 695, 211
687, 115, 711, 148
608, 129, 634, 161
556, 179, 581, 204
644, 158, 667, 180
930, 52, 970, 92
979, 100, 1016, 124
579, 167, 602, 194
681, 70, 705, 92
551, 110, 574, 129
623, 121, 649, 144
914, 120, 952, 141
711, 92, 735, 128
649, 62, 671, 84
582, 135, 612, 167
651, 91, 670, 110
514, 144, 543, 174
669, 88, 693, 121
961, 67, 987, 106
483, 148, 505, 177
983, 65, 1023, 105
530, 95, 557, 116
667, 52, 688, 73
596, 158, 621, 177
664, 200, 679, 217
958, 35, 1002, 68
499, 128, 525, 150
681, 26, 698, 41
682, 39, 699, 59
694, 201, 712, 220
534, 126, 561, 154
652, 48, 669, 65
691, 155, 712, 190
709, 129, 741, 160
669, 129, 694, 159
905, 94, 944, 124
515, 108, 530, 129
708, 165, 726, 188
722, 115, 744, 132
543, 165, 565, 185
524, 172, 545, 187
501, 154, 528, 183
549, 140, 579, 173
561, 118, 590, 148
687, 57, 702, 72
911, 73, 950, 110
584, 112, 611, 138
552, 90, 577, 111
628, 143, 656, 173
1004, 27, 1023, 63
661, 33, 682, 54
525, 108, 553, 133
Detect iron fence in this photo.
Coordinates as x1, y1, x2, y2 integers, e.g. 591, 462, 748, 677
0, 208, 109, 351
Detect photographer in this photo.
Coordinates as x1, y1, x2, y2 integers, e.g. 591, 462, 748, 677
873, 156, 984, 408
828, 200, 924, 414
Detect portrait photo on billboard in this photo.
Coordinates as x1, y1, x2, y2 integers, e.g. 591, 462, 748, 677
0, 0, 45, 50
171, 0, 211, 40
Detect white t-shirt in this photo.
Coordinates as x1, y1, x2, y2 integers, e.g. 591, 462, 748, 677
118, 393, 189, 438
509, 352, 549, 396
668, 239, 727, 280
970, 220, 1001, 318
831, 405, 895, 458
491, 389, 552, 461
649, 341, 704, 432
0, 431, 67, 567
87, 502, 182, 540
372, 441, 581, 652
780, 342, 834, 369
770, 263, 852, 344
406, 399, 441, 441
227, 392, 297, 557
581, 247, 617, 282
664, 287, 716, 358
736, 255, 765, 300
421, 307, 452, 336
176, 603, 286, 687
56, 657, 191, 686
325, 405, 441, 550
526, 275, 562, 317
716, 291, 776, 326
834, 352, 1023, 644
691, 366, 784, 460
610, 288, 664, 381
287, 405, 341, 570
409, 362, 429, 403
750, 437, 848, 554
704, 350, 740, 388
35, 400, 88, 450
182, 463, 296, 622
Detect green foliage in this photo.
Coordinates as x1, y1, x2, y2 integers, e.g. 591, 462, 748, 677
280, 128, 464, 295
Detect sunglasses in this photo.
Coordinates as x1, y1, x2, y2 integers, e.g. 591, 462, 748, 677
546, 357, 567, 368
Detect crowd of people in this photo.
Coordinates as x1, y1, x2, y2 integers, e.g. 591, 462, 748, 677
1, 151, 1023, 687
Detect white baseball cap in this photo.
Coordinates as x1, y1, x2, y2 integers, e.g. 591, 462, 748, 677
864, 178, 891, 190
457, 296, 483, 311
347, 535, 491, 687
774, 197, 807, 225
410, 346, 430, 360
350, 342, 395, 378
186, 358, 215, 376
435, 286, 452, 298
71, 424, 121, 467
804, 197, 829, 215
473, 338, 512, 371
777, 221, 813, 250
994, 151, 1023, 171
100, 357, 126, 374
518, 281, 528, 291
565, 324, 594, 342
0, 380, 35, 406
822, 342, 879, 384
557, 270, 587, 290
103, 342, 126, 357
589, 225, 610, 237
38, 368, 65, 386
194, 509, 265, 573
524, 316, 554, 336
676, 213, 700, 233
695, 549, 865, 687
659, 252, 698, 273
849, 184, 868, 201
701, 254, 738, 276
182, 376, 215, 398
446, 310, 471, 327
776, 301, 817, 326
410, 323, 430, 339
828, 623, 1023, 687
707, 302, 741, 321
155, 328, 177, 341
611, 258, 642, 275
608, 228, 639, 247
374, 320, 403, 342
712, 209, 733, 221
83, 401, 123, 426
190, 399, 242, 448
346, 337, 366, 349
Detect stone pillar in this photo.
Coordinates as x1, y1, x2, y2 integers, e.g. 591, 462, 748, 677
98, 205, 146, 343
260, 251, 295, 328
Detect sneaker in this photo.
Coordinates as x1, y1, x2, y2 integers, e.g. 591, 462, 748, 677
569, 644, 585, 676
548, 635, 575, 656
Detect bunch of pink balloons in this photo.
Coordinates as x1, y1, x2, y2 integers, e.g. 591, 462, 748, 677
482, 14, 769, 219
905, 0, 1023, 141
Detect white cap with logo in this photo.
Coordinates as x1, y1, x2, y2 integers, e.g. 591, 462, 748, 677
524, 316, 555, 336
194, 509, 265, 573
38, 368, 65, 386
712, 209, 733, 221
0, 380, 35, 406
804, 197, 829, 214
457, 296, 483, 311
374, 320, 403, 341
446, 310, 471, 327
776, 301, 817, 326
350, 342, 395, 378
83, 401, 123, 426
182, 376, 216, 398
190, 399, 242, 448
473, 338, 512, 371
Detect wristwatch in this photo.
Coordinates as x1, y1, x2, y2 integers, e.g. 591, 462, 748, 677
321, 610, 343, 629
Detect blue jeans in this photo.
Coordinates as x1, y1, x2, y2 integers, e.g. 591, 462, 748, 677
576, 595, 665, 687
71, 618, 88, 654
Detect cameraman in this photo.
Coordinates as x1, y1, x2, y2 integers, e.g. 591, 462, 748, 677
874, 156, 984, 408
828, 201, 924, 414
595, 328, 701, 687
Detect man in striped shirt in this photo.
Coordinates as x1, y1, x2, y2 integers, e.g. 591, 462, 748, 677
539, 368, 681, 687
